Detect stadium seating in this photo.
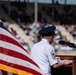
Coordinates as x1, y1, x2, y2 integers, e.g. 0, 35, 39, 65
0, 1, 76, 52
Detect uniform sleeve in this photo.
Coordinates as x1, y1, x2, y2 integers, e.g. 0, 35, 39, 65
46, 46, 58, 66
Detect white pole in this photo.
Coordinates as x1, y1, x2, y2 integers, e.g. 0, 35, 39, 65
34, 0, 38, 27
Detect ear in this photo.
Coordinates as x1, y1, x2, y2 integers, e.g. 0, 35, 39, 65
49, 35, 52, 39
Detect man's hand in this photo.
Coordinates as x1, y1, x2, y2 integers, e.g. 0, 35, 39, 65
56, 57, 61, 61
63, 59, 73, 65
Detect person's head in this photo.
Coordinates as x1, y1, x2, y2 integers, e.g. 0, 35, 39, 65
1, 18, 6, 23
39, 25, 56, 43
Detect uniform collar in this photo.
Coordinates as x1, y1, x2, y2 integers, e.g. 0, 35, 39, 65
42, 38, 49, 44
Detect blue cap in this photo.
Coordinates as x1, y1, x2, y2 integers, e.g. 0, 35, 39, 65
39, 25, 56, 36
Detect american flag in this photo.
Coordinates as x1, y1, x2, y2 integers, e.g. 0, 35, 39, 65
0, 22, 43, 75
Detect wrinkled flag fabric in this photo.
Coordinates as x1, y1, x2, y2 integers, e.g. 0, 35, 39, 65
0, 22, 43, 75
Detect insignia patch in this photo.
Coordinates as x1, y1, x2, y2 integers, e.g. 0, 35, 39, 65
51, 50, 56, 59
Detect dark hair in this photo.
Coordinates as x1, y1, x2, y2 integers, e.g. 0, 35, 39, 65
1, 18, 6, 22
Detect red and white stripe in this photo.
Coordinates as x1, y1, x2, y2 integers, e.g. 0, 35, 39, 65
0, 22, 43, 75
0, 70, 17, 75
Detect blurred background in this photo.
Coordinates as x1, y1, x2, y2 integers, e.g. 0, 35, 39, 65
0, 0, 76, 54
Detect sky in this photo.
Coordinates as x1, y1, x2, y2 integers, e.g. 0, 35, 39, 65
29, 0, 76, 5
1, 0, 76, 5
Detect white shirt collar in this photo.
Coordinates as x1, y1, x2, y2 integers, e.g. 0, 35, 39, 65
41, 38, 49, 44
